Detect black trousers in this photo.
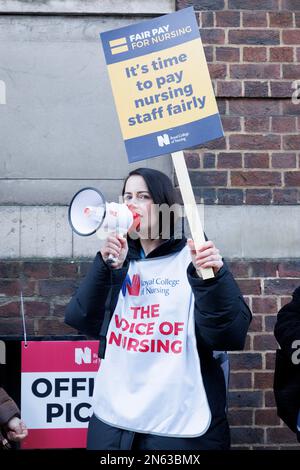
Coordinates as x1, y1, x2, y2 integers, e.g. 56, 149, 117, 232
87, 414, 230, 450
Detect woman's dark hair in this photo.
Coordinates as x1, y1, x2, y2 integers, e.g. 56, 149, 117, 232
122, 168, 178, 238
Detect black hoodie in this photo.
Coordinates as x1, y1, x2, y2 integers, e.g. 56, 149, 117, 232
274, 287, 300, 440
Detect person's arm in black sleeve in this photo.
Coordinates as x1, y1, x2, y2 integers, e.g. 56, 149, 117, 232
65, 252, 128, 338
274, 286, 300, 359
187, 261, 252, 351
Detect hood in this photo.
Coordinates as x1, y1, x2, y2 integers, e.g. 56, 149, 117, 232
127, 236, 187, 261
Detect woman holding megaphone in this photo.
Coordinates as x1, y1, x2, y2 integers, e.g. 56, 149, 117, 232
65, 168, 251, 450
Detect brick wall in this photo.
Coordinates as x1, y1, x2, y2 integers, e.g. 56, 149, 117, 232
177, 0, 300, 205
227, 259, 300, 448
1, 258, 300, 448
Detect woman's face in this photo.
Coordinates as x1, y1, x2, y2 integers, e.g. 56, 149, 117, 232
123, 175, 159, 239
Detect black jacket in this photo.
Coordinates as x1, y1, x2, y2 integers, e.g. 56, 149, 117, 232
274, 287, 300, 440
65, 236, 251, 444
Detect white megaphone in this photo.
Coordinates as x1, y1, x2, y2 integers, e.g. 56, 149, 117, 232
68, 187, 140, 264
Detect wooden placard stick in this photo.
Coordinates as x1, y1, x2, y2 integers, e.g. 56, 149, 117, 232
172, 150, 214, 280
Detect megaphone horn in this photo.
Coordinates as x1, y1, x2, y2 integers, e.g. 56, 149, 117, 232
68, 187, 106, 237
68, 187, 141, 265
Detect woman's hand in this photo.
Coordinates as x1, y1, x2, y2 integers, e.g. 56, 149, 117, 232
6, 417, 28, 442
100, 233, 128, 269
187, 239, 223, 275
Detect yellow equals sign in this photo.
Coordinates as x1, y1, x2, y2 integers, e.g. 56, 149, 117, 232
109, 37, 128, 55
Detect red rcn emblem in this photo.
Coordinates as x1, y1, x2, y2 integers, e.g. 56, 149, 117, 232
122, 274, 141, 296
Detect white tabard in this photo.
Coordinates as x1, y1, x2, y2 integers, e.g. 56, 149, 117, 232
92, 246, 211, 437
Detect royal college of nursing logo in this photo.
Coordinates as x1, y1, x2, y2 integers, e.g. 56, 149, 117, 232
122, 273, 141, 296
74, 347, 99, 365
157, 134, 170, 147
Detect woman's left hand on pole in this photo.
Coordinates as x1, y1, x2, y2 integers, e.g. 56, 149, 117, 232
187, 239, 223, 275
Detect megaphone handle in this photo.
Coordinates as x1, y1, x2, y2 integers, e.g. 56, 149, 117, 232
106, 253, 117, 266
105, 218, 121, 266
